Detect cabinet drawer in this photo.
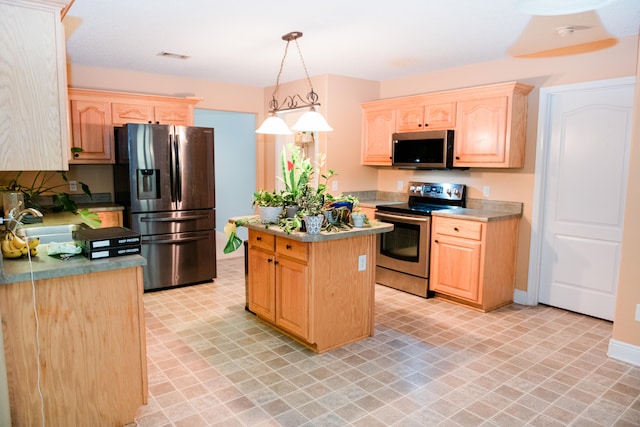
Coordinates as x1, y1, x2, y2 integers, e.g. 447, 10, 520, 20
433, 217, 483, 240
276, 237, 308, 262
249, 230, 275, 251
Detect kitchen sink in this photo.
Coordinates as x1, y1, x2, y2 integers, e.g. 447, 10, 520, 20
20, 223, 88, 244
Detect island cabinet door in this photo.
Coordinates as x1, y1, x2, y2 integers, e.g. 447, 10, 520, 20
275, 256, 310, 341
247, 247, 276, 322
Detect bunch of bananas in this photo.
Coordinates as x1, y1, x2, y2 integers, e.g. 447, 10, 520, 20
1, 230, 39, 259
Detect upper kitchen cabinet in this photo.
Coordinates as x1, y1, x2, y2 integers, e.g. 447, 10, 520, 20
361, 81, 533, 168
0, 0, 71, 171
68, 88, 200, 164
453, 82, 533, 168
361, 104, 395, 165
396, 99, 456, 132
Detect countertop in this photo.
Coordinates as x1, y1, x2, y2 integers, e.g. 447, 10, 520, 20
1, 211, 145, 285
233, 216, 393, 242
432, 208, 522, 222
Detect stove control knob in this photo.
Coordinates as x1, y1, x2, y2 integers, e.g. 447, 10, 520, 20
409, 185, 416, 192
415, 185, 422, 194
453, 188, 460, 197
446, 188, 452, 196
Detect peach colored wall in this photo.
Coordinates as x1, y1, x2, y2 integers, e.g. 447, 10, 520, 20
376, 34, 639, 293
612, 37, 640, 347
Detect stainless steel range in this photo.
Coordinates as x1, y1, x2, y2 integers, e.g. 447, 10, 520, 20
375, 182, 466, 298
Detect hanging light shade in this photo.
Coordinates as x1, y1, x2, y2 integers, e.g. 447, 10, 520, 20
291, 107, 333, 132
256, 114, 292, 135
255, 31, 332, 135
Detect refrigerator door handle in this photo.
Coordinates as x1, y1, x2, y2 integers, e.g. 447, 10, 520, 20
169, 133, 177, 203
142, 235, 209, 245
175, 133, 182, 203
140, 214, 212, 222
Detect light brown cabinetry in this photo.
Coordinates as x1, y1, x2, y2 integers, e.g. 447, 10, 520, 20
396, 101, 456, 131
0, 266, 147, 425
68, 88, 200, 164
0, 0, 70, 171
361, 106, 396, 165
248, 230, 310, 340
430, 215, 519, 312
361, 82, 533, 168
247, 228, 376, 353
453, 82, 532, 168
94, 209, 124, 227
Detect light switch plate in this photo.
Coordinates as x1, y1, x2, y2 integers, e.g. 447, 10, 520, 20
69, 181, 77, 192
358, 255, 366, 271
635, 304, 640, 321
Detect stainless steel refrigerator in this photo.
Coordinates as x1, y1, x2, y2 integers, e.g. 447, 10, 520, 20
114, 123, 216, 291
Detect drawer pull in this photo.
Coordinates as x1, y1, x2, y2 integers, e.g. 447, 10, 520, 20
267, 258, 273, 263
256, 236, 262, 241
286, 244, 292, 250
434, 239, 439, 243
274, 260, 279, 265
454, 227, 459, 232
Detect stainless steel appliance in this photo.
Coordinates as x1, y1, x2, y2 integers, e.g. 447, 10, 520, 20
392, 130, 465, 170
375, 182, 466, 298
114, 123, 216, 291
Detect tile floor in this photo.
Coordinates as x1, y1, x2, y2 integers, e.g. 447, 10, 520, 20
135, 257, 640, 426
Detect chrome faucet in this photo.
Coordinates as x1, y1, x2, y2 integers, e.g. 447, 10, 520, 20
3, 208, 43, 234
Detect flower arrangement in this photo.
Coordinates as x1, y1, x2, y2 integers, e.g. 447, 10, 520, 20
279, 144, 313, 207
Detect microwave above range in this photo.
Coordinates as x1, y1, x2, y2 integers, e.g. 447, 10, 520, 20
391, 129, 467, 170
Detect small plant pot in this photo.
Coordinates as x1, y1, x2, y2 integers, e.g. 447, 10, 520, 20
285, 205, 299, 218
303, 214, 324, 235
323, 209, 337, 224
352, 213, 365, 228
258, 206, 283, 224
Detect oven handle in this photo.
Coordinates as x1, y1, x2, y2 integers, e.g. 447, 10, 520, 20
375, 212, 431, 224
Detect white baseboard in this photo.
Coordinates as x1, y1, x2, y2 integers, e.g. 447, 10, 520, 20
513, 289, 528, 305
608, 339, 640, 367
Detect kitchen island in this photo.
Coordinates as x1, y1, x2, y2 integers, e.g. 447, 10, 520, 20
0, 218, 147, 426
241, 218, 392, 353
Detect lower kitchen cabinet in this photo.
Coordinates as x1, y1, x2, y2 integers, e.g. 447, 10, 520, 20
0, 266, 147, 426
430, 215, 519, 312
247, 228, 376, 353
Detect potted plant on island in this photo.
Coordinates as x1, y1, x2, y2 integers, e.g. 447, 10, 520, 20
252, 189, 284, 224
295, 183, 325, 235
279, 144, 313, 218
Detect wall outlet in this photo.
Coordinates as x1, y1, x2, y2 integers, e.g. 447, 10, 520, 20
636, 304, 640, 321
397, 180, 403, 191
483, 186, 490, 197
332, 180, 339, 191
358, 255, 366, 271
69, 180, 77, 192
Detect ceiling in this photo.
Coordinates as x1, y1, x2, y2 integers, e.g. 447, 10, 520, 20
64, 0, 640, 88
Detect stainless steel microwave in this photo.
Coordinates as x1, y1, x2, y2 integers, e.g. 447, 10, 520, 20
392, 130, 461, 170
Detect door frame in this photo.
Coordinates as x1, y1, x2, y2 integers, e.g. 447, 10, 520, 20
526, 76, 635, 306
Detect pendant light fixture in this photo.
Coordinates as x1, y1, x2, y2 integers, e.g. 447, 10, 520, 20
256, 31, 333, 135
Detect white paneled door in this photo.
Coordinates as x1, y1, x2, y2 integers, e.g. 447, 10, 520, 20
531, 77, 635, 321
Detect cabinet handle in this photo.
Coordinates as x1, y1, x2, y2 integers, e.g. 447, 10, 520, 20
418, 124, 422, 127
274, 260, 279, 265
424, 123, 429, 127
454, 227, 459, 232
434, 239, 439, 243
286, 244, 292, 250
267, 258, 273, 263
256, 236, 262, 241
74, 153, 80, 158
455, 156, 460, 160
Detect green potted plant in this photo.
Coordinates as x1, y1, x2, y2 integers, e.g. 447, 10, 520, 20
296, 183, 325, 234
252, 189, 284, 224
279, 144, 313, 217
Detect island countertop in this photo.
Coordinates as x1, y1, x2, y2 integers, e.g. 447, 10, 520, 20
231, 216, 393, 241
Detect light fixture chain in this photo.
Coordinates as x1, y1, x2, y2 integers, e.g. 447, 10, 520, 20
271, 40, 292, 109
294, 38, 315, 95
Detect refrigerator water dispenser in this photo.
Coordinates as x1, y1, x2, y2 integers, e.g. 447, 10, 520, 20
137, 169, 160, 200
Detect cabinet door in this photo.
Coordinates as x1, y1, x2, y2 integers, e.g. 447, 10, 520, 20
454, 96, 508, 166
94, 211, 123, 227
154, 104, 193, 126
425, 102, 456, 129
248, 247, 276, 321
275, 256, 309, 340
362, 107, 395, 165
430, 233, 482, 303
0, 1, 69, 170
70, 100, 115, 164
396, 105, 425, 131
112, 102, 154, 126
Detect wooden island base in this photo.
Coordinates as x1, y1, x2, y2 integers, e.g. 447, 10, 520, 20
245, 221, 392, 353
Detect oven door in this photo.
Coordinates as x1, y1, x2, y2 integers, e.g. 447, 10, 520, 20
375, 211, 430, 278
